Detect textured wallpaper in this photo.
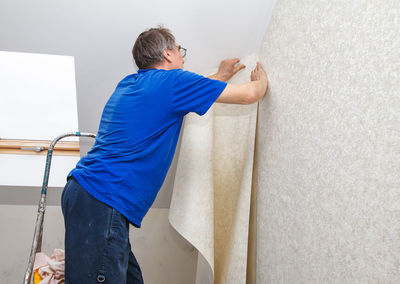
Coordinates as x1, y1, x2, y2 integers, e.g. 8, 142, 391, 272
256, 0, 400, 282
169, 54, 259, 284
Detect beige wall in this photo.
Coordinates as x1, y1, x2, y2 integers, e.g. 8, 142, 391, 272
255, 0, 400, 282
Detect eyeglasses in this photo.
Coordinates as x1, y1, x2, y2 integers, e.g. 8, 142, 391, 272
178, 45, 187, 58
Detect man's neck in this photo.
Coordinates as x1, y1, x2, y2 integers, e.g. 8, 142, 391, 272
153, 62, 173, 70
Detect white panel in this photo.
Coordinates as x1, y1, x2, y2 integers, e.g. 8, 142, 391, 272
0, 154, 79, 187
0, 51, 78, 140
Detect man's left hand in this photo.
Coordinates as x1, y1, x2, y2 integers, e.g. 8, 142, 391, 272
209, 58, 246, 82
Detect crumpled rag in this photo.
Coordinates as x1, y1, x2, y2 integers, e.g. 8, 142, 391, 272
33, 248, 65, 284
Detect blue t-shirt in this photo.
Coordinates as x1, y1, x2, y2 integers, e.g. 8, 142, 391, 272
69, 68, 226, 227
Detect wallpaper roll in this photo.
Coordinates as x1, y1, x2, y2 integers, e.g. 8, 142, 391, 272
169, 54, 259, 284
255, 0, 400, 282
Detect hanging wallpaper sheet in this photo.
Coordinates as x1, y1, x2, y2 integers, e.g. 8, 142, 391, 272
169, 54, 259, 284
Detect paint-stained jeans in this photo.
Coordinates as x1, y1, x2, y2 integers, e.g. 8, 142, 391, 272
61, 176, 144, 283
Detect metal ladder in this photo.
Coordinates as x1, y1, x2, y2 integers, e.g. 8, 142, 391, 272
23, 132, 96, 284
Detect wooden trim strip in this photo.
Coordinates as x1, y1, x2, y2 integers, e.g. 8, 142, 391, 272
0, 139, 80, 156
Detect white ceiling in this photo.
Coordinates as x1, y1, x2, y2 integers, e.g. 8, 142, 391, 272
0, 0, 276, 133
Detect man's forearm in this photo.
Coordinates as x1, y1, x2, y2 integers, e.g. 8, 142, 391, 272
250, 79, 268, 103
215, 78, 268, 105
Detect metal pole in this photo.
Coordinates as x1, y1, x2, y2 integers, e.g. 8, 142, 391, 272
23, 132, 96, 284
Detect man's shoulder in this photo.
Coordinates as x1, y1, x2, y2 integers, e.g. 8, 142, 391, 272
166, 69, 206, 83
143, 69, 205, 87
150, 68, 201, 77
116, 69, 205, 91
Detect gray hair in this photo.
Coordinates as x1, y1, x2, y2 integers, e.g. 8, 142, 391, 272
132, 26, 176, 69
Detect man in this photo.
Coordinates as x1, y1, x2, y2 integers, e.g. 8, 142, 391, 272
61, 27, 268, 283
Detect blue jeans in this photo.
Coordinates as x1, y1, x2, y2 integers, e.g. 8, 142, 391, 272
61, 177, 144, 283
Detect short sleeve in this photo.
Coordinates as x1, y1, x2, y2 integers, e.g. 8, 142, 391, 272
169, 69, 227, 116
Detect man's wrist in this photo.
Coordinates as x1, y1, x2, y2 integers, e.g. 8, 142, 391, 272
208, 73, 221, 81
208, 72, 227, 82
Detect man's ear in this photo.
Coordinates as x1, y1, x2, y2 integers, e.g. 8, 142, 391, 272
163, 49, 173, 63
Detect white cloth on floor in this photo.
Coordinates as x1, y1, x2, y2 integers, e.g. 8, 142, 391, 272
33, 248, 65, 284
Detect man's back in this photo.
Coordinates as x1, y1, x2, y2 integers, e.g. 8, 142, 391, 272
69, 68, 226, 227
